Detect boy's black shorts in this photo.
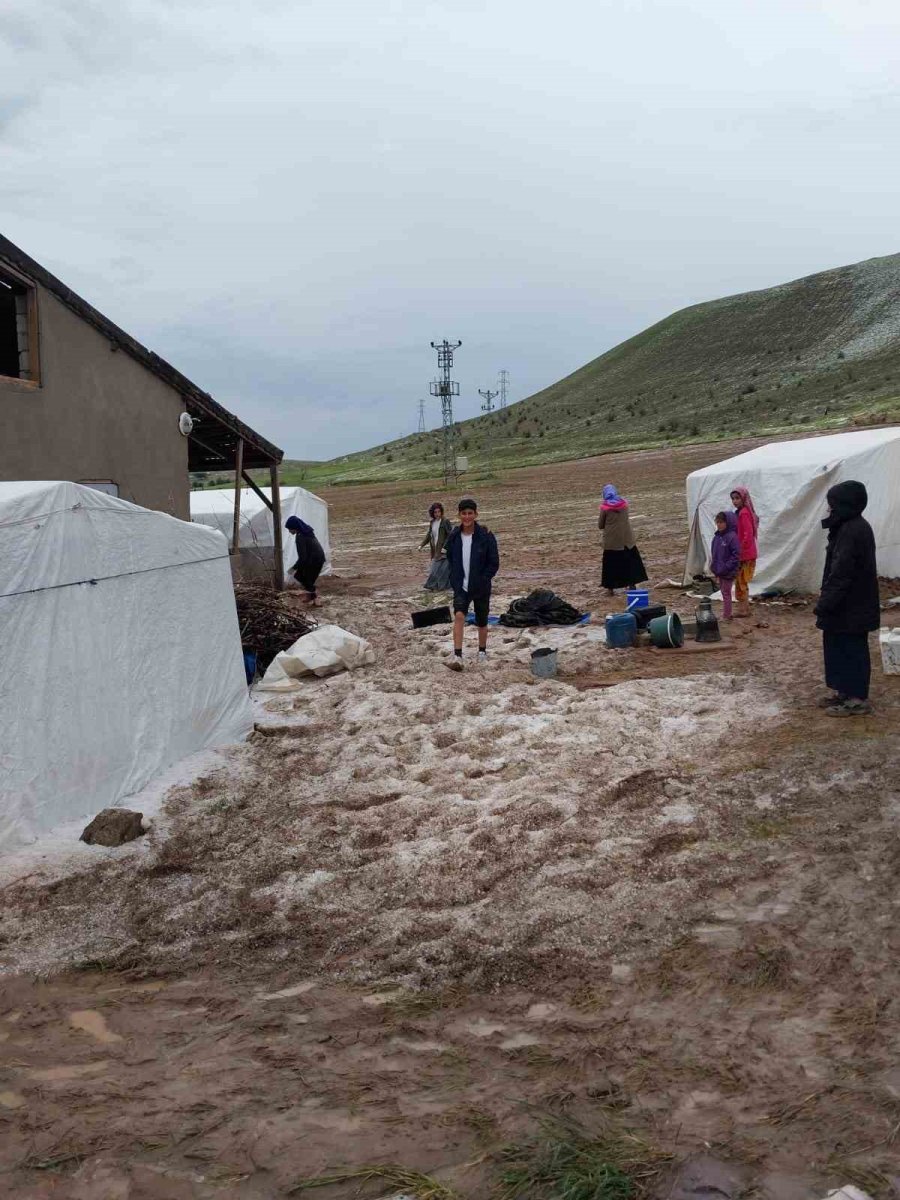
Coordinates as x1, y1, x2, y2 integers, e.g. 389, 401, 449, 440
453, 589, 490, 627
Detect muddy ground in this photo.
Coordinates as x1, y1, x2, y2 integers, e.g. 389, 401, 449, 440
1, 439, 899, 1199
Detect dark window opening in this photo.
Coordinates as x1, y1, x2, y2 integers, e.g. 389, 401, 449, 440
0, 269, 32, 380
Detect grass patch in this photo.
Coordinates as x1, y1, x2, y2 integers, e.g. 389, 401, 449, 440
495, 1113, 667, 1200
289, 1164, 459, 1199
383, 986, 465, 1019
728, 942, 792, 990
439, 1102, 499, 1143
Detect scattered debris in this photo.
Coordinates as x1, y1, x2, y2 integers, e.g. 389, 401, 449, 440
80, 809, 144, 847
234, 582, 317, 671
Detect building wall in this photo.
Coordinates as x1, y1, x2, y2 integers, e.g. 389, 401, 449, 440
0, 282, 190, 518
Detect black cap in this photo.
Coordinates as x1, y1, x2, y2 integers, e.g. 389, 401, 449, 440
458, 497, 478, 511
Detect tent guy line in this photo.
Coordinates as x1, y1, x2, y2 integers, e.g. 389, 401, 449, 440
0, 554, 228, 601
0, 502, 176, 532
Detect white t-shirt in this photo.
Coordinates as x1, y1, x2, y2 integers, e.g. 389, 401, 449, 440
461, 532, 473, 592
431, 518, 441, 545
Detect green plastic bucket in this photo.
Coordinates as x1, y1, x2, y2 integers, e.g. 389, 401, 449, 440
648, 612, 684, 649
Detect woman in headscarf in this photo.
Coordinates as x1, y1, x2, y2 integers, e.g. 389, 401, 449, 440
730, 486, 759, 617
598, 484, 647, 596
419, 501, 453, 591
814, 480, 880, 717
285, 515, 326, 605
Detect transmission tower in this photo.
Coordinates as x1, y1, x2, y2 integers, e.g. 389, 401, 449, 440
498, 369, 509, 409
429, 340, 461, 487
479, 387, 499, 473
416, 398, 426, 433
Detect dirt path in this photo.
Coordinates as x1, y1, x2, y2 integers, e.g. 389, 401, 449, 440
2, 439, 899, 1199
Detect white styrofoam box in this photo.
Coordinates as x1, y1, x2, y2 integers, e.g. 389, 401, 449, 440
880, 626, 900, 675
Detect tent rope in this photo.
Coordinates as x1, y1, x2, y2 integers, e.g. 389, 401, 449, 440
0, 554, 228, 601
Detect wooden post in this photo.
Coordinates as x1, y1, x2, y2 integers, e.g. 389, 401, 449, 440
231, 438, 244, 554
270, 462, 284, 591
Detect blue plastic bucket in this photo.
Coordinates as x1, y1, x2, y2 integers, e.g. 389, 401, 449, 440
626, 589, 650, 610
605, 612, 637, 649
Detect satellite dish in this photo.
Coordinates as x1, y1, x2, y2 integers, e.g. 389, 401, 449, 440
178, 412, 194, 436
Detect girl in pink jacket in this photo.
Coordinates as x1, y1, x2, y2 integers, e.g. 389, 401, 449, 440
730, 486, 759, 617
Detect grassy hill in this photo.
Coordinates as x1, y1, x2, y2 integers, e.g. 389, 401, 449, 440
196, 252, 900, 491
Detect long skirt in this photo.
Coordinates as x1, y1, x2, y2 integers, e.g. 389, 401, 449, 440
823, 631, 871, 700
424, 556, 451, 591
601, 545, 647, 590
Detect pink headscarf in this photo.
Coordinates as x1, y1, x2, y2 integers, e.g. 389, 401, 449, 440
731, 486, 759, 533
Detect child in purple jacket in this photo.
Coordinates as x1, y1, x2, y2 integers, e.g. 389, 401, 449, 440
709, 511, 740, 620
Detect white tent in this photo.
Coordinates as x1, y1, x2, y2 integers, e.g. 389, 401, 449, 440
684, 427, 900, 593
189, 485, 331, 583
0, 482, 253, 852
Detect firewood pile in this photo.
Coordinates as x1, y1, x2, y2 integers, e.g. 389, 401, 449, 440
234, 583, 317, 671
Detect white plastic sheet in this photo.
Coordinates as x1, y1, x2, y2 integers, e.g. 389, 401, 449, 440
0, 482, 253, 853
190, 485, 331, 582
256, 625, 375, 689
684, 428, 900, 593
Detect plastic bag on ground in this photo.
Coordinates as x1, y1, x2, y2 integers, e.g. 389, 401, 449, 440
256, 624, 375, 689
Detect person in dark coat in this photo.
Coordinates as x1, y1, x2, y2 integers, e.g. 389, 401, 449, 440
285, 515, 326, 605
814, 480, 880, 716
443, 498, 499, 670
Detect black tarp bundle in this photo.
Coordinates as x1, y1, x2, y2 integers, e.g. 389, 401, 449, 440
498, 588, 585, 627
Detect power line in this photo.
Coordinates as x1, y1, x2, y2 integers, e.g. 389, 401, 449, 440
478, 387, 499, 474
498, 368, 509, 409
429, 340, 461, 487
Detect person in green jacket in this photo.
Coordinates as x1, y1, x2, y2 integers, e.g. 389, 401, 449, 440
420, 502, 453, 591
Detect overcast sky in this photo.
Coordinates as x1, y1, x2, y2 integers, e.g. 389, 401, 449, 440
2, 0, 899, 460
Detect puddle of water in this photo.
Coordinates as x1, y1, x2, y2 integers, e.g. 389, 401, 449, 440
390, 1038, 446, 1053
29, 1061, 110, 1082
69, 1010, 124, 1044
526, 1003, 557, 1020
461, 1018, 506, 1037
500, 1031, 542, 1049
259, 981, 318, 1001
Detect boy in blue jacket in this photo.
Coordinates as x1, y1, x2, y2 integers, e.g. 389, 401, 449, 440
709, 510, 740, 620
443, 498, 500, 670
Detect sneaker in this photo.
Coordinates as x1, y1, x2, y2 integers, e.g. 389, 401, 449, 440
445, 657, 464, 672
826, 698, 872, 717
817, 692, 846, 708
477, 650, 487, 665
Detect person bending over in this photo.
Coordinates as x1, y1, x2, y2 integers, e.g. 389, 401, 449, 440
285, 515, 326, 605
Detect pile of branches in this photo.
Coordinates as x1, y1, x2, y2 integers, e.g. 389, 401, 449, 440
234, 583, 317, 671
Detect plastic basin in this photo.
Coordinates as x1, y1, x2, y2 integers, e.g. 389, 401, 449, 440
648, 612, 684, 648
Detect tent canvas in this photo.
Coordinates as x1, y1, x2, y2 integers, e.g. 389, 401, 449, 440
0, 481, 253, 853
190, 485, 331, 583
684, 428, 900, 593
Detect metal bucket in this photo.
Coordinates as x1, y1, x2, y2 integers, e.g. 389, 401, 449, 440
530, 647, 558, 679
648, 612, 684, 649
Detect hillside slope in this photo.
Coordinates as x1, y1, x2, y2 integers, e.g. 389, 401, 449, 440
286, 252, 900, 487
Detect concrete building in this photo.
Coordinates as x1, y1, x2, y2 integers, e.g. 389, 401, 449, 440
0, 234, 283, 534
